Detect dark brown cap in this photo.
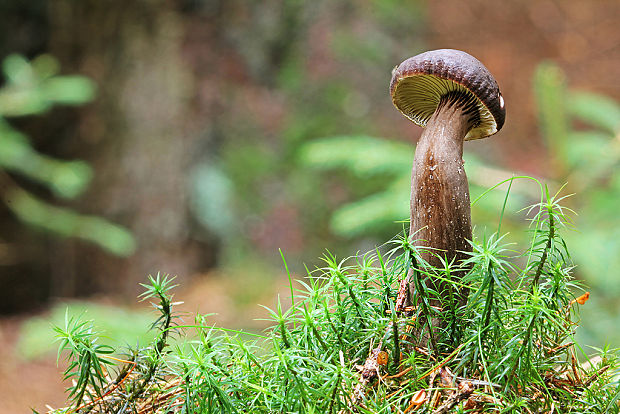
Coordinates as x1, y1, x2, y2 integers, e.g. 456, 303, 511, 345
390, 49, 505, 140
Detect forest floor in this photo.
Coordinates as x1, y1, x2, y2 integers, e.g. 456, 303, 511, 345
0, 315, 65, 414
0, 271, 286, 414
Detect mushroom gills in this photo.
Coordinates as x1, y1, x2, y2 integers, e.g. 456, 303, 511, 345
392, 74, 498, 140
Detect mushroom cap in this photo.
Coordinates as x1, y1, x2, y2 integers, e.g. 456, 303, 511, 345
390, 49, 505, 140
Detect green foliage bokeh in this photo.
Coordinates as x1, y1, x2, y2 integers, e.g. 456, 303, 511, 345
0, 54, 135, 256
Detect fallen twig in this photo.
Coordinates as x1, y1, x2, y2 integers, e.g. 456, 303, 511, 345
432, 381, 474, 414
583, 365, 611, 387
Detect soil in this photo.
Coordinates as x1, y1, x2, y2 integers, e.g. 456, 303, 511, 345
0, 316, 67, 413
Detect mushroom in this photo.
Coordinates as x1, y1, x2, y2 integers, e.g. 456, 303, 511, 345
390, 49, 505, 323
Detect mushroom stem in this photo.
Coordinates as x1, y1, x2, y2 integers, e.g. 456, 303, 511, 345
408, 96, 474, 321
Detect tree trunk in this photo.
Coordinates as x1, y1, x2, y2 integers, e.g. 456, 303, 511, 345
47, 0, 217, 297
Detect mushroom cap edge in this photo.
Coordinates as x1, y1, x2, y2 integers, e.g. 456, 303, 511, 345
390, 49, 506, 141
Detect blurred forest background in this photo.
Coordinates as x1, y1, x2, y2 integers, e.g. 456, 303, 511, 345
1, 0, 619, 412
